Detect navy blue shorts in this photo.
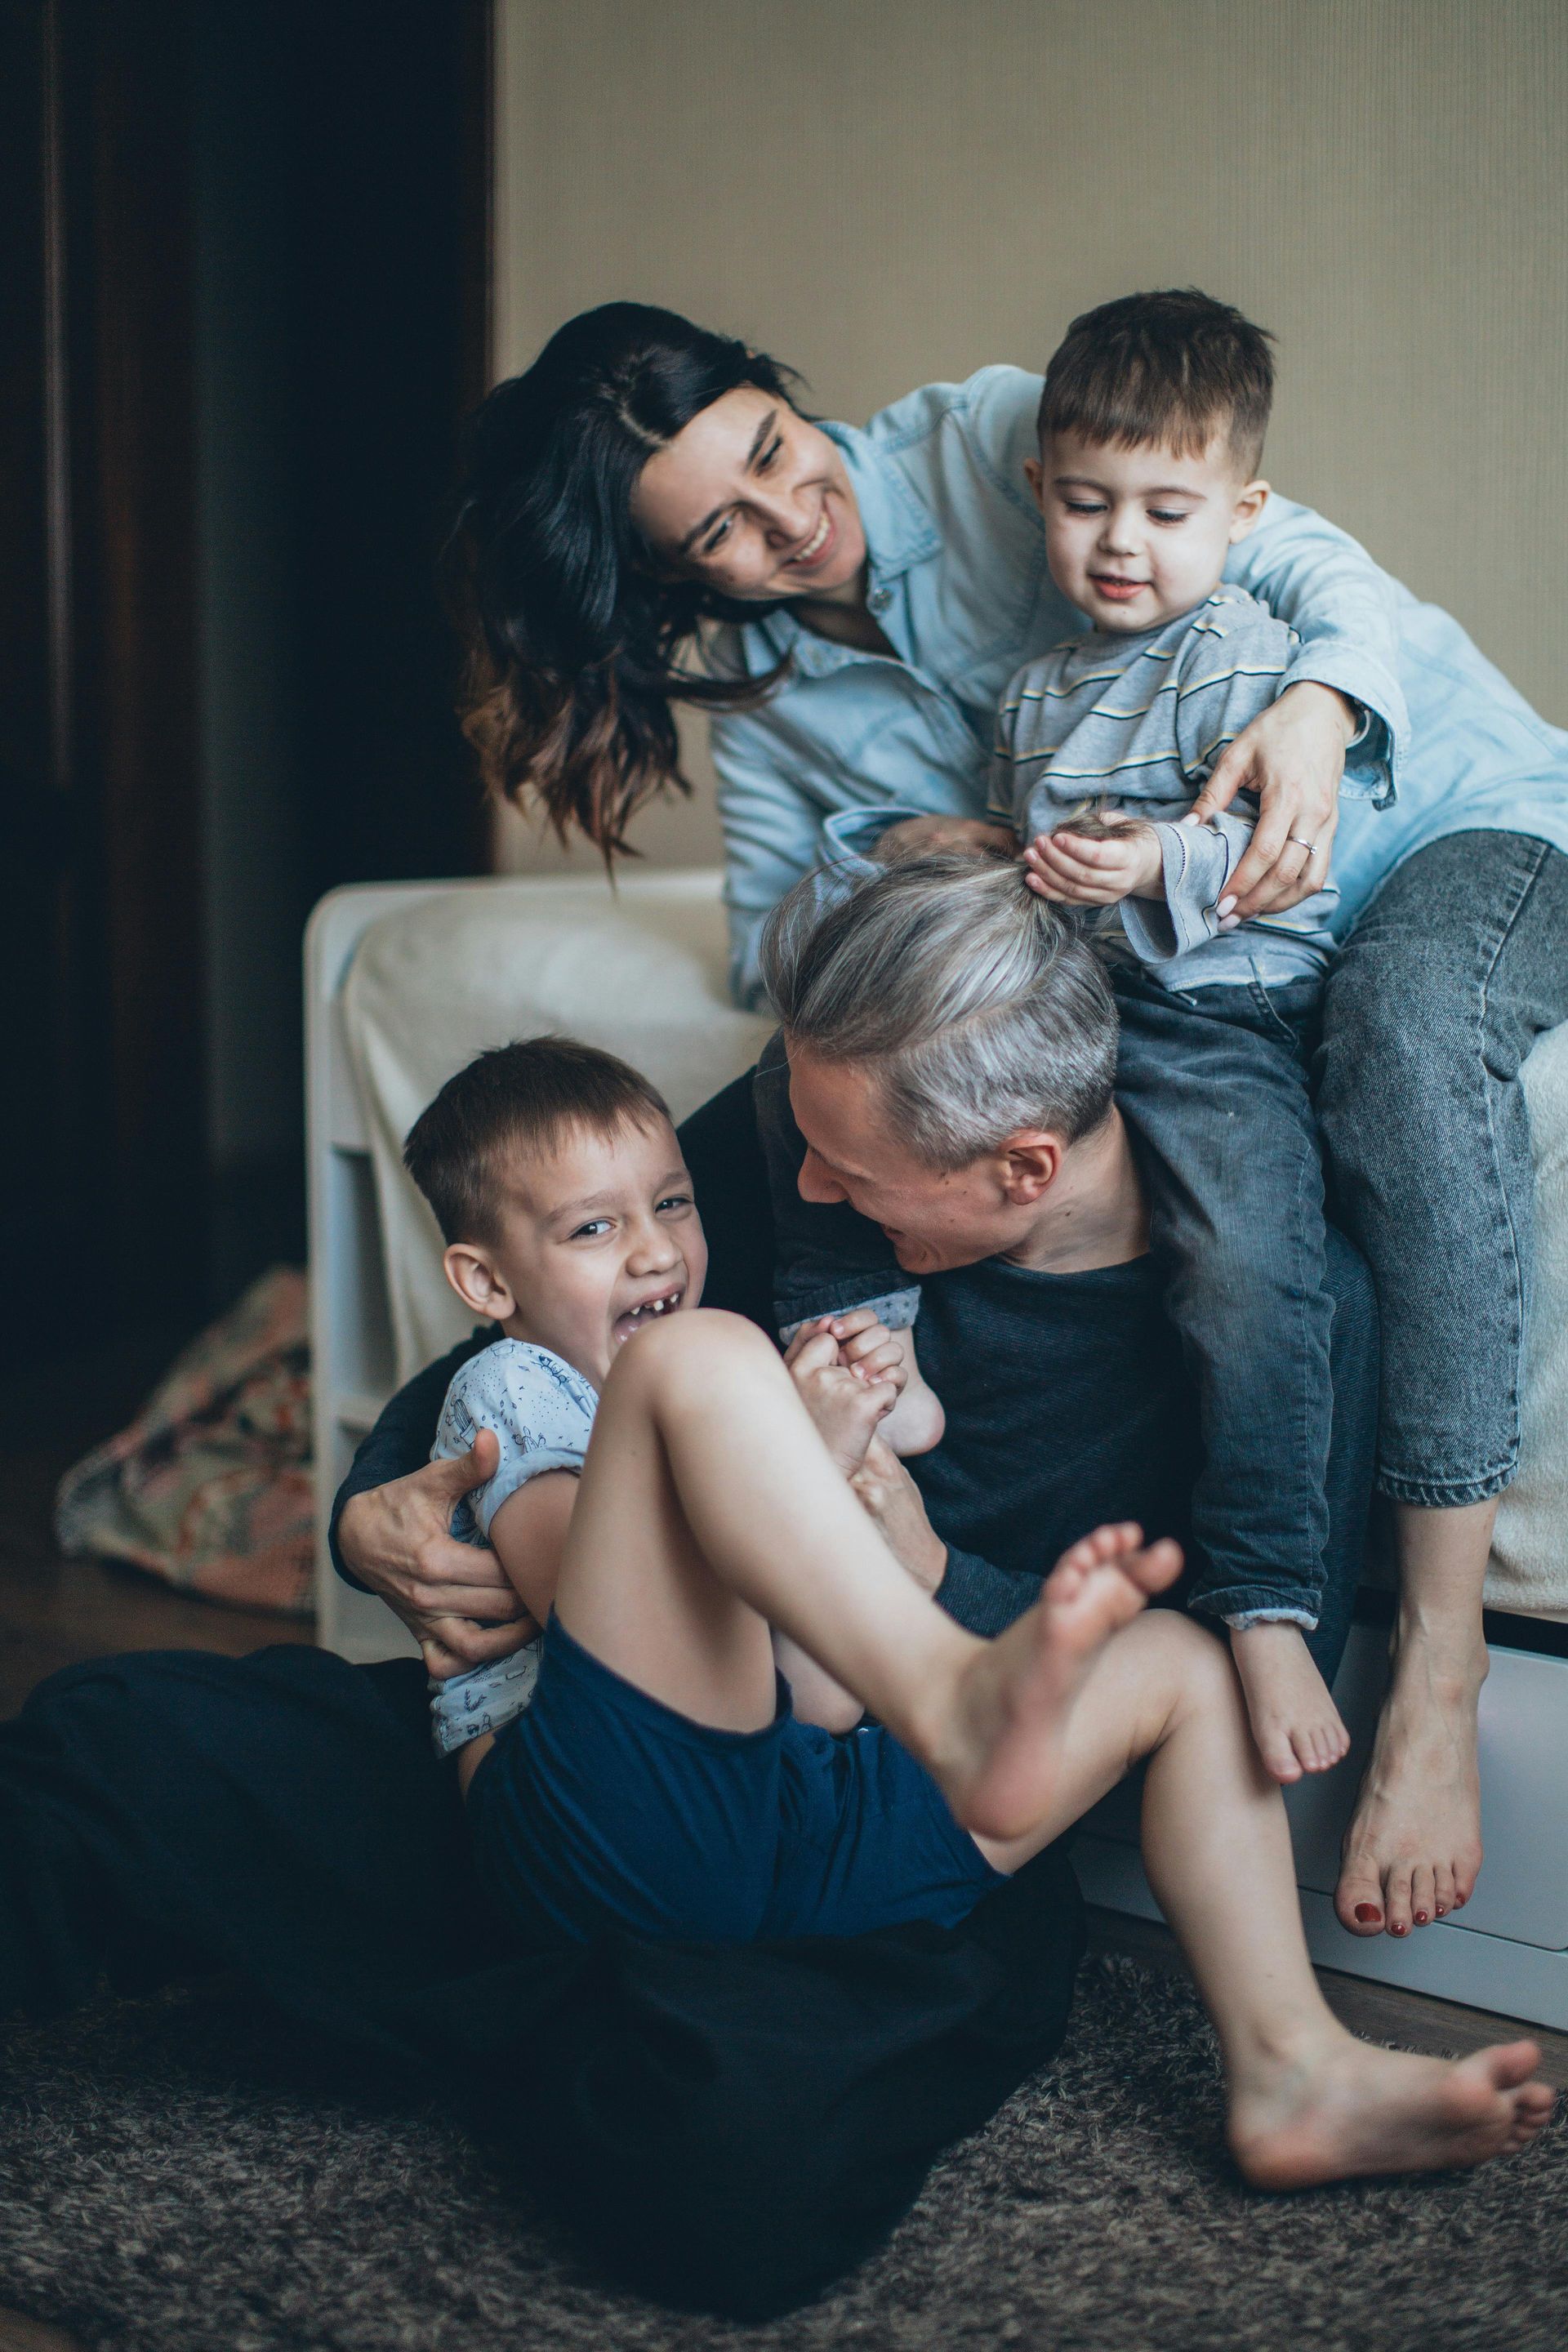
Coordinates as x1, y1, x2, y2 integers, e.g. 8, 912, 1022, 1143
466, 1615, 1005, 1945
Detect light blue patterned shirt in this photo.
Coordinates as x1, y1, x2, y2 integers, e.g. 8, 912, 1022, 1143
425, 1339, 599, 1757
709, 368, 1568, 1009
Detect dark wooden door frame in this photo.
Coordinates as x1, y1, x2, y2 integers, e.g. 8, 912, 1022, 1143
5, 0, 203, 1331
4, 0, 496, 1340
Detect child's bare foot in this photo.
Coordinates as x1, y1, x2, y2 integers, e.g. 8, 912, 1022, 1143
1230, 2029, 1554, 2190
783, 1324, 896, 1476
934, 1523, 1184, 1841
1228, 1621, 1350, 1784
830, 1312, 946, 1457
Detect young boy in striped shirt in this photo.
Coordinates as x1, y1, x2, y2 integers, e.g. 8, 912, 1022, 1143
795, 292, 1383, 1786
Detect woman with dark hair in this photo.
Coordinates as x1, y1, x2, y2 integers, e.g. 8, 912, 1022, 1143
372, 296, 1568, 1964
448, 304, 808, 855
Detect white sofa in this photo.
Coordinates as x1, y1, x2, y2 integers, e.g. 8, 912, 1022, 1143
305, 873, 1568, 2028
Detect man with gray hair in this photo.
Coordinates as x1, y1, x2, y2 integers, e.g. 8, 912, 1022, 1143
755, 853, 1378, 1693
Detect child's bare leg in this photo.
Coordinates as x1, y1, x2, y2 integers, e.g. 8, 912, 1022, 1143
556, 1313, 1169, 1780
552, 1310, 974, 1736
1059, 1614, 1552, 2186
556, 1318, 1551, 2182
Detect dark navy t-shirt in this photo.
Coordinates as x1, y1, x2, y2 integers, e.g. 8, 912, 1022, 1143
911, 1251, 1199, 1636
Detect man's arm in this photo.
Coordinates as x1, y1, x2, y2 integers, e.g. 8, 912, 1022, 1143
935, 1543, 1041, 1638
328, 1332, 488, 1585
1223, 496, 1408, 794
849, 1439, 1040, 1637
331, 1329, 536, 1677
713, 706, 831, 1011
1200, 499, 1411, 918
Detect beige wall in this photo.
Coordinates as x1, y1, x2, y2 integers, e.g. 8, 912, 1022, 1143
494, 0, 1567, 875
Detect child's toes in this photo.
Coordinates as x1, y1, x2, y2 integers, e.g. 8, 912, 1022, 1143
1257, 1723, 1304, 1783
1312, 1716, 1350, 1772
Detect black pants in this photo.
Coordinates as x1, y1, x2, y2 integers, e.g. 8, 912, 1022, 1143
0, 1076, 1083, 2322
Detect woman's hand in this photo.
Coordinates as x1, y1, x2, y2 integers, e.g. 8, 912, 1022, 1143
335, 1428, 539, 1679
1187, 682, 1358, 918
849, 1436, 947, 1594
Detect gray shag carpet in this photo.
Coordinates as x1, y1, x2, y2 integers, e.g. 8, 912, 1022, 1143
1, 1958, 1564, 2352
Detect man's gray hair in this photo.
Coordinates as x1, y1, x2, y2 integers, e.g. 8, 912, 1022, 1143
759, 853, 1120, 1170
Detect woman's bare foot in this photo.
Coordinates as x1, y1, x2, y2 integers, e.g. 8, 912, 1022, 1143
1334, 1633, 1487, 1936
1228, 1622, 1350, 1784
933, 1523, 1183, 1841
1230, 2029, 1553, 2190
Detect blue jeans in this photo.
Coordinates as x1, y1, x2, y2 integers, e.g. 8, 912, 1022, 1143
1316, 831, 1568, 1504
758, 976, 1361, 1633
1110, 966, 1331, 1625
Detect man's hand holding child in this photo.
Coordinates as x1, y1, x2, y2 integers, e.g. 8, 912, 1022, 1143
336, 1427, 541, 1678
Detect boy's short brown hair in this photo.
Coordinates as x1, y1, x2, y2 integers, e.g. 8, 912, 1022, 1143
403, 1036, 671, 1246
1038, 288, 1275, 474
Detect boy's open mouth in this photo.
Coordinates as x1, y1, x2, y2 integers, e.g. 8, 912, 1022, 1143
614, 1285, 685, 1343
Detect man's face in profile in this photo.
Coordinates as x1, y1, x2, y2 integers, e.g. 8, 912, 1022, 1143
786, 1045, 1042, 1276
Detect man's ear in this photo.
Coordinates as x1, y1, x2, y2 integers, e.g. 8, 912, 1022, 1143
1227, 478, 1271, 543
443, 1241, 517, 1322
997, 1131, 1063, 1205
1023, 454, 1046, 514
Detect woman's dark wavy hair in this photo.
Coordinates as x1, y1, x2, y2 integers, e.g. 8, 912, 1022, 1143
446, 302, 804, 854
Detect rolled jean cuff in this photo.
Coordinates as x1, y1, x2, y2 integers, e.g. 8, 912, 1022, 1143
1223, 1608, 1320, 1633
777, 1285, 921, 1346
1189, 1582, 1322, 1628
1374, 1463, 1516, 1509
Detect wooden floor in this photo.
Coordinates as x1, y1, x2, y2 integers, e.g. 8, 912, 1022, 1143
0, 1330, 311, 1718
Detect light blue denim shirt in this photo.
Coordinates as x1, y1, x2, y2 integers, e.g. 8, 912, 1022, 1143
709, 367, 1568, 1008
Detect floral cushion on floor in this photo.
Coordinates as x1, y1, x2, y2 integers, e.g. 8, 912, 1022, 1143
54, 1267, 313, 1615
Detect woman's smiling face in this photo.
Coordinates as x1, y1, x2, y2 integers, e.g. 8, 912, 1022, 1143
630, 386, 867, 604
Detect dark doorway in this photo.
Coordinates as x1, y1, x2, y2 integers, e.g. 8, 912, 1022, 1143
3, 0, 492, 1358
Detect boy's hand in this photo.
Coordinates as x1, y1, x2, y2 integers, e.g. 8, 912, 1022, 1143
783, 1321, 898, 1477
1023, 819, 1162, 906
812, 1306, 910, 1393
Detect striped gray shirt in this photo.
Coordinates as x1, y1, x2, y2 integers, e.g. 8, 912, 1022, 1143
987, 586, 1339, 987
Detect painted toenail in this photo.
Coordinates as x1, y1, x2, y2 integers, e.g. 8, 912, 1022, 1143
1414, 1910, 1428, 1923
1355, 1903, 1382, 1923
1436, 1904, 1447, 1915
1392, 1922, 1408, 1936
